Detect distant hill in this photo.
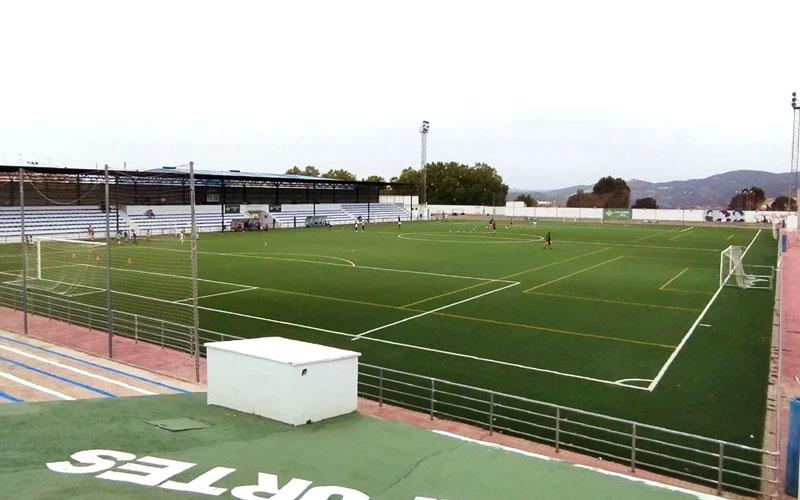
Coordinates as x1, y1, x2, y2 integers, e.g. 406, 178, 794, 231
510, 170, 794, 209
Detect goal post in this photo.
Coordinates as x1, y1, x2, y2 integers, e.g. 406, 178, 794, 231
4, 238, 108, 297
719, 245, 774, 290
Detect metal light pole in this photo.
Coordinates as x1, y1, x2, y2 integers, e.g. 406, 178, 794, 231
420, 120, 430, 208
790, 92, 800, 211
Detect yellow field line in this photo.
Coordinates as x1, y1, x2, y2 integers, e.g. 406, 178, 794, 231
402, 246, 612, 308
501, 246, 612, 279
659, 268, 690, 290
251, 285, 414, 311
659, 288, 712, 295
525, 291, 702, 312
523, 256, 625, 292
434, 312, 676, 349
402, 280, 492, 308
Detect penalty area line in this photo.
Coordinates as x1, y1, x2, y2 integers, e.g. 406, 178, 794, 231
647, 229, 761, 392
199, 304, 646, 390
352, 281, 520, 340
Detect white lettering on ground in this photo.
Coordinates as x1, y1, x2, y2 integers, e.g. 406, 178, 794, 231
46, 448, 436, 499
97, 456, 195, 486
46, 449, 135, 475
161, 466, 237, 496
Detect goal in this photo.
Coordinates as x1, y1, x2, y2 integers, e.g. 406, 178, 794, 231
719, 245, 773, 290
5, 238, 107, 297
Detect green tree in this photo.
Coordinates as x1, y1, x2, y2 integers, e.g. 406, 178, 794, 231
387, 162, 508, 204
566, 189, 603, 208
514, 194, 537, 207
632, 197, 658, 209
728, 186, 766, 210
770, 196, 797, 211
363, 175, 386, 183
286, 165, 320, 177
591, 176, 630, 208
322, 168, 357, 181
387, 167, 421, 195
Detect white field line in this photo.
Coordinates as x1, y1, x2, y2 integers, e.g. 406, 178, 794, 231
351, 281, 520, 341
629, 229, 680, 243
523, 256, 625, 292
84, 264, 253, 290
726, 233, 735, 241
554, 239, 720, 253
199, 303, 647, 390
668, 227, 694, 240
175, 286, 258, 303
0, 343, 156, 395
235, 252, 356, 267
658, 268, 690, 291
397, 233, 542, 244
0, 369, 75, 400
647, 229, 762, 392
140, 246, 514, 284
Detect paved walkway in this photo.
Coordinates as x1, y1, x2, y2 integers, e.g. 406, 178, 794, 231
0, 330, 202, 403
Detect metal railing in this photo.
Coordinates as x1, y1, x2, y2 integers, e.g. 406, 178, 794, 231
0, 285, 780, 498
357, 363, 779, 498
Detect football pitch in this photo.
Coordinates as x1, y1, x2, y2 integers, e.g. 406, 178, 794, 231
0, 220, 778, 446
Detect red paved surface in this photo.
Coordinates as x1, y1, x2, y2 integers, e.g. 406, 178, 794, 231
0, 306, 206, 384
778, 234, 800, 499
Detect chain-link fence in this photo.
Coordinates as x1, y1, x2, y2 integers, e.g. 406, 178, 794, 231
0, 164, 201, 381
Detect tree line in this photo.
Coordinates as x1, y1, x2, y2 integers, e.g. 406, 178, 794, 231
286, 164, 797, 210
285, 162, 508, 206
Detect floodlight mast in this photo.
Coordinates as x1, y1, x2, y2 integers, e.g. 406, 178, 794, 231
420, 120, 430, 206
791, 93, 800, 211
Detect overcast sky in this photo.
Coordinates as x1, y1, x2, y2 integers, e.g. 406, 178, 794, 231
2, 0, 798, 189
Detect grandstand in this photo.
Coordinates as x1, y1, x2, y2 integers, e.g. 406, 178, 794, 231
270, 203, 412, 228
340, 203, 411, 223
126, 206, 246, 235
0, 206, 128, 241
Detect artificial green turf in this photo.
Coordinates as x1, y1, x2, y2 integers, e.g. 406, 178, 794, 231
0, 221, 777, 452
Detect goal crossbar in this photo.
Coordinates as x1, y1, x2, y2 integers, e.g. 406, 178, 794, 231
719, 245, 774, 290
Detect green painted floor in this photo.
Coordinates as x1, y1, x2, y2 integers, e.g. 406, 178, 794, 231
0, 393, 718, 499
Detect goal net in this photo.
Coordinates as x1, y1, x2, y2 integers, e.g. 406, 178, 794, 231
719, 245, 773, 290
4, 238, 107, 297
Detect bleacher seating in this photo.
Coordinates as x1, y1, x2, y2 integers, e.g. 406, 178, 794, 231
270, 208, 352, 228
341, 203, 411, 223
127, 211, 244, 234
0, 206, 128, 240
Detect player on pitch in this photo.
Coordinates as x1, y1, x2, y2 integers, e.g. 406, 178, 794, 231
542, 231, 552, 250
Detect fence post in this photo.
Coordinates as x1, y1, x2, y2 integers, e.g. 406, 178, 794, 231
430, 378, 435, 420
489, 392, 494, 434
555, 407, 561, 452
717, 441, 725, 495
631, 423, 637, 472
378, 368, 384, 406
134, 315, 138, 343
104, 164, 113, 358
160, 320, 165, 348
47, 296, 51, 319
19, 167, 28, 335
67, 301, 71, 325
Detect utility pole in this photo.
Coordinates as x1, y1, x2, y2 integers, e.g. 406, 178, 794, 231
791, 92, 800, 211
420, 121, 430, 208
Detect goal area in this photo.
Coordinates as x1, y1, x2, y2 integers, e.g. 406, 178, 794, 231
4, 238, 107, 297
719, 245, 773, 290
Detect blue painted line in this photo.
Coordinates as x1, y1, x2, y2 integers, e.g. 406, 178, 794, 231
0, 390, 22, 403
0, 335, 188, 394
0, 355, 116, 398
